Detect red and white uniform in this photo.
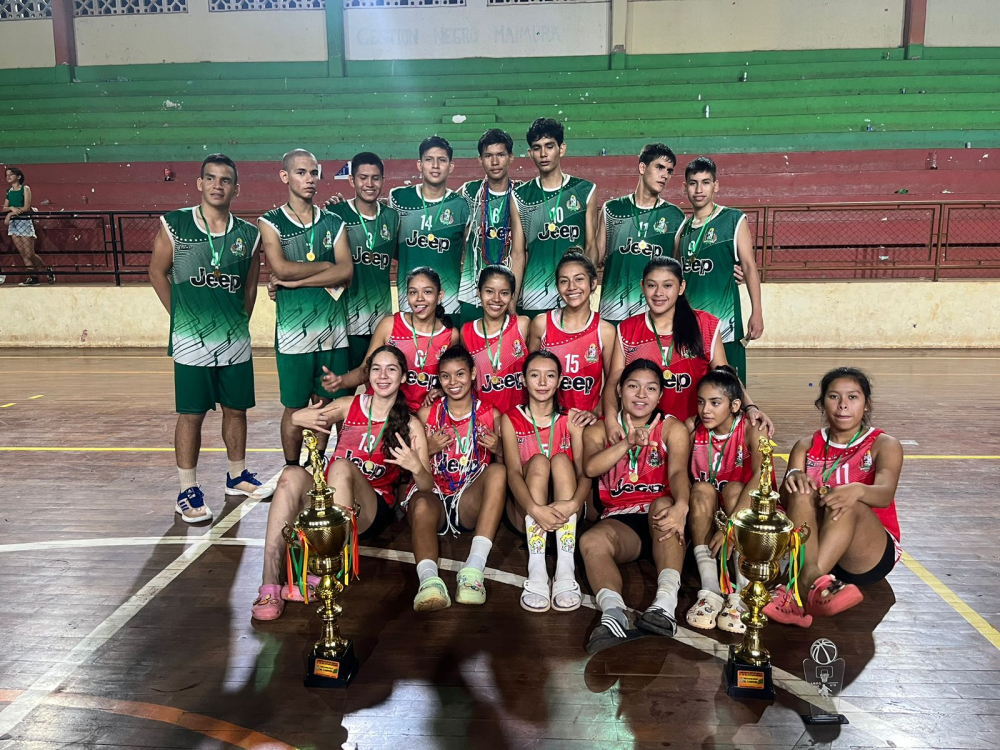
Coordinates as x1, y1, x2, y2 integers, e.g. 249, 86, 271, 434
461, 315, 527, 414
599, 413, 670, 518
505, 405, 573, 466
804, 427, 901, 558
616, 309, 720, 421
539, 310, 604, 413
387, 312, 452, 412
328, 394, 400, 506
690, 417, 754, 493
425, 398, 495, 497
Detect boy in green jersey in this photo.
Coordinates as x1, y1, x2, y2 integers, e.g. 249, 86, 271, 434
259, 149, 353, 466
327, 152, 400, 369
674, 156, 764, 382
457, 128, 525, 324
149, 154, 269, 523
514, 117, 598, 316
389, 136, 470, 317
597, 143, 686, 325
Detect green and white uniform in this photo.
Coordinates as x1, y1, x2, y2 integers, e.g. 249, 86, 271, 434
457, 179, 516, 321
676, 204, 748, 381
513, 174, 595, 314
599, 194, 686, 324
162, 206, 259, 413
390, 185, 469, 315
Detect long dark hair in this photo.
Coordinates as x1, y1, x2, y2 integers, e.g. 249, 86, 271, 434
617, 358, 665, 422
815, 366, 874, 427
698, 364, 742, 406
6, 166, 24, 185
642, 256, 705, 360
405, 266, 453, 329
365, 345, 412, 452
522, 350, 564, 414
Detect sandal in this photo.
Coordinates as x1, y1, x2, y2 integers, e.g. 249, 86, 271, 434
551, 578, 582, 612
637, 606, 678, 637
251, 584, 285, 621
282, 574, 321, 602
586, 609, 647, 655
520, 578, 551, 613
413, 576, 451, 612
685, 589, 725, 630
455, 567, 486, 606
717, 592, 746, 633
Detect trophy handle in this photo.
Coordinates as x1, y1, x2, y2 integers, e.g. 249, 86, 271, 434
714, 509, 729, 532
796, 522, 811, 545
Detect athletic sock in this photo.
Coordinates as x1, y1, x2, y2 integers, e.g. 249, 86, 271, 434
464, 535, 493, 573
695, 544, 723, 595
228, 459, 246, 479
416, 559, 439, 584
178, 468, 197, 492
524, 514, 548, 583
554, 513, 578, 581
651, 568, 681, 614
595, 588, 628, 629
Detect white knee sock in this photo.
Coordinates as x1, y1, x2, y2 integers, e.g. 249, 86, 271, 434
464, 535, 493, 572
695, 544, 722, 595
416, 559, 438, 584
554, 513, 578, 581
228, 459, 246, 478
651, 568, 681, 614
595, 588, 628, 627
524, 514, 548, 582
178, 467, 197, 492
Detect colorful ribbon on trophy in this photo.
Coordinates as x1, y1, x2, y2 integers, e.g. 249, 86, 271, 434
786, 527, 808, 607
285, 529, 312, 603
337, 506, 361, 586
719, 519, 735, 595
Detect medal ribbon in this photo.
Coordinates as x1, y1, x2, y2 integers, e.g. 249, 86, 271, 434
287, 203, 317, 258
630, 192, 659, 241
438, 400, 478, 491
483, 314, 506, 377
420, 186, 448, 235
618, 412, 645, 478
543, 177, 565, 226
198, 205, 230, 271
364, 396, 390, 459
354, 199, 379, 250
480, 181, 511, 264
408, 313, 433, 377
682, 204, 718, 259
647, 313, 675, 372
821, 426, 865, 487
529, 407, 556, 458
707, 416, 741, 486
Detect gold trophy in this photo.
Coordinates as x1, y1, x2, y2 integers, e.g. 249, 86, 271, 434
283, 430, 360, 688
715, 437, 809, 700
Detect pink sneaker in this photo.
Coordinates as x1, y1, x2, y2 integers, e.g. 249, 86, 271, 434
251, 584, 285, 621
762, 585, 813, 628
807, 574, 863, 617
282, 575, 321, 602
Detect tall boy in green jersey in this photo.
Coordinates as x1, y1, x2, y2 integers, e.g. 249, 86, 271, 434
149, 154, 270, 524
598, 143, 686, 325
674, 156, 764, 382
457, 128, 525, 324
259, 149, 354, 466
328, 152, 400, 370
390, 136, 469, 316
514, 117, 598, 316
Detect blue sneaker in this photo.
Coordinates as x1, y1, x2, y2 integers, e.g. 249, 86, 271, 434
175, 486, 212, 524
226, 469, 274, 499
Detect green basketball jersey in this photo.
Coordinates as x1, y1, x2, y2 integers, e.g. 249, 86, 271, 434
163, 207, 259, 367
676, 205, 746, 344
259, 205, 349, 354
514, 174, 595, 311
457, 179, 516, 308
328, 199, 400, 336
390, 185, 469, 314
600, 195, 686, 323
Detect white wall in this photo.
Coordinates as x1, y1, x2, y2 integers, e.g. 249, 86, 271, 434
344, 0, 610, 61
925, 0, 1000, 47
0, 19, 55, 69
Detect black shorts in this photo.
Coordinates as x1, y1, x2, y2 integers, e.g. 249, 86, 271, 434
832, 530, 898, 586
600, 512, 652, 561
359, 495, 396, 541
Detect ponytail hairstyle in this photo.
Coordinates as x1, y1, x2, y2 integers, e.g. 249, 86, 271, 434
477, 264, 516, 297
522, 349, 564, 414
405, 266, 453, 328
642, 256, 704, 360
364, 344, 412, 452
815, 367, 874, 428
617, 357, 665, 421
698, 365, 743, 411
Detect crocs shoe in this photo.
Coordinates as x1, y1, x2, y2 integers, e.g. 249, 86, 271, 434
717, 593, 746, 634
455, 567, 486, 606
226, 469, 273, 499
413, 576, 451, 612
807, 574, 864, 618
586, 609, 647, 655
685, 589, 725, 630
762, 585, 813, 628
175, 486, 212, 524
251, 584, 285, 621
638, 606, 678, 637
282, 574, 321, 602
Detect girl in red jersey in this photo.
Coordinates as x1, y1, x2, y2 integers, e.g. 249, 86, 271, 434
528, 250, 616, 425
764, 367, 904, 628
322, 267, 459, 412
684, 365, 769, 634
501, 351, 591, 613
604, 257, 772, 437
252, 346, 434, 621
461, 265, 530, 414
408, 346, 507, 612
579, 358, 691, 654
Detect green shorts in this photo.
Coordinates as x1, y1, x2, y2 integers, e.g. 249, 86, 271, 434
276, 348, 351, 408
347, 334, 372, 371
174, 358, 255, 415
458, 301, 483, 328
723, 340, 747, 385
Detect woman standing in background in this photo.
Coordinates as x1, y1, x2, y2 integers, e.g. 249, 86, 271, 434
4, 167, 52, 286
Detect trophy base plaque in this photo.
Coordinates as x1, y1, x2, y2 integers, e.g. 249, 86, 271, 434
724, 645, 776, 701
305, 642, 359, 689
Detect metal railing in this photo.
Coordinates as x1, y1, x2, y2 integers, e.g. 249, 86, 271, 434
2, 202, 999, 285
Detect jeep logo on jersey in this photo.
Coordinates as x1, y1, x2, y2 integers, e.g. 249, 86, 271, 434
609, 481, 664, 498
343, 449, 387, 481
683, 256, 715, 277
352, 247, 390, 270
560, 374, 596, 394
537, 224, 581, 242
664, 371, 693, 393
695, 469, 728, 492
481, 372, 523, 393
406, 370, 439, 388
619, 239, 663, 257
442, 455, 480, 475
405, 229, 450, 253
190, 267, 242, 292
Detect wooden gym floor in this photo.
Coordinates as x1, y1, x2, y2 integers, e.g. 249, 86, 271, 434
1, 348, 998, 750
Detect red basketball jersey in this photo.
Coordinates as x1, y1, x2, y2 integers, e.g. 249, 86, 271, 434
461, 314, 527, 414
505, 405, 573, 466
616, 309, 720, 421
599, 414, 671, 517
425, 398, 495, 496
387, 312, 452, 412
804, 427, 901, 544
539, 310, 604, 413
328, 394, 401, 506
690, 417, 754, 492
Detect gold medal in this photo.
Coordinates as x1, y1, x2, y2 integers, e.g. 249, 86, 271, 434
547, 222, 557, 232
662, 369, 672, 380
459, 455, 469, 467
819, 485, 829, 497
213, 268, 221, 279
306, 252, 315, 262
363, 460, 375, 473
427, 233, 436, 243
488, 228, 498, 239
416, 372, 429, 385
638, 240, 648, 250
492, 375, 502, 386
629, 471, 639, 483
